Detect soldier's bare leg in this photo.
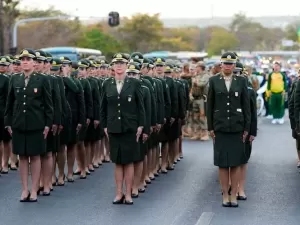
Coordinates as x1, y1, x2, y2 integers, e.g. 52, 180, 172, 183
238, 164, 247, 197
2, 142, 10, 172
229, 167, 240, 205
174, 138, 180, 162
9, 141, 18, 169
92, 141, 100, 168
41, 152, 53, 193
123, 164, 134, 202
168, 140, 175, 169
161, 142, 169, 172
57, 145, 66, 185
51, 152, 57, 186
113, 164, 124, 201
219, 168, 230, 204
19, 156, 30, 199
147, 149, 154, 179
66, 144, 76, 180
74, 142, 85, 176
100, 138, 105, 163
88, 142, 95, 171
132, 160, 143, 196
85, 142, 94, 172
104, 136, 110, 162
29, 155, 41, 200
152, 145, 158, 176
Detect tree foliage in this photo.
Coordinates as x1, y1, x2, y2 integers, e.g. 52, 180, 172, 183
207, 27, 239, 56
75, 23, 127, 59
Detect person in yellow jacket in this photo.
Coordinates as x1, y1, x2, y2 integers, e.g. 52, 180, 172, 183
267, 62, 287, 124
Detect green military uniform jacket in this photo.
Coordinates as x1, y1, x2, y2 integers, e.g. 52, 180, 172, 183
248, 86, 257, 137
153, 78, 164, 124
55, 75, 69, 126
141, 84, 151, 135
180, 78, 190, 112
292, 78, 300, 131
0, 73, 10, 118
157, 77, 171, 120
165, 76, 179, 119
100, 76, 145, 133
141, 75, 157, 126
79, 77, 93, 120
88, 77, 101, 121
175, 79, 186, 120
63, 77, 85, 126
48, 75, 62, 125
207, 73, 250, 133
5, 72, 53, 131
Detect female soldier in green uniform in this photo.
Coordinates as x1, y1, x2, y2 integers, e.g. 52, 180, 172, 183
100, 53, 145, 205
234, 62, 257, 200
207, 52, 250, 208
50, 58, 71, 186
4, 48, 53, 202
126, 63, 151, 198
60, 57, 85, 182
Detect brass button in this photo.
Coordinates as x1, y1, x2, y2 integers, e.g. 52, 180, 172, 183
227, 103, 229, 105
227, 117, 230, 119
23, 88, 26, 90
23, 102, 26, 105
118, 104, 120, 106
118, 117, 121, 119
227, 110, 229, 112
24, 95, 26, 98
23, 110, 26, 113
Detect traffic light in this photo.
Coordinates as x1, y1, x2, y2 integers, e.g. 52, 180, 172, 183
108, 11, 120, 27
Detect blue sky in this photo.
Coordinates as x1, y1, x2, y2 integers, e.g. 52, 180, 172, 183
20, 0, 300, 18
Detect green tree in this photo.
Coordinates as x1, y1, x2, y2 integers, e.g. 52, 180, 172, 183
119, 13, 163, 52
76, 24, 127, 59
207, 28, 239, 56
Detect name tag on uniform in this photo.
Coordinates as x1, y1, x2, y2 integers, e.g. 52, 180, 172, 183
235, 92, 238, 97
237, 108, 242, 112
34, 88, 38, 93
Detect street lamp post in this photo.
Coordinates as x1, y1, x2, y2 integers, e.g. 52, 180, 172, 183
12, 16, 70, 54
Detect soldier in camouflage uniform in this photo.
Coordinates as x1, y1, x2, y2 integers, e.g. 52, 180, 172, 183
190, 62, 210, 140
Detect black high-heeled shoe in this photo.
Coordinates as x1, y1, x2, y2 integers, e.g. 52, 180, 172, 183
20, 192, 30, 202
112, 195, 125, 204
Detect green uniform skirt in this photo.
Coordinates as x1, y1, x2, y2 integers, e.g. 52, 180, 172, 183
46, 131, 60, 153
12, 129, 46, 157
213, 131, 247, 168
109, 132, 140, 165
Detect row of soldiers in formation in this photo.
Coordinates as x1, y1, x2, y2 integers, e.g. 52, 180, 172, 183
0, 49, 192, 204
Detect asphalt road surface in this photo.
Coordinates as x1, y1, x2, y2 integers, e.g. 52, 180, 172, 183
0, 116, 299, 225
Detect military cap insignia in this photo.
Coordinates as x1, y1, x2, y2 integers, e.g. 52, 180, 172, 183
116, 54, 122, 58
52, 61, 56, 65
129, 59, 134, 63
227, 55, 231, 59
23, 50, 29, 55
60, 57, 64, 60
36, 52, 40, 57
129, 65, 135, 69
100, 60, 105, 63
135, 55, 139, 59
78, 62, 82, 65
157, 58, 162, 62
166, 66, 170, 70
1, 58, 6, 62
